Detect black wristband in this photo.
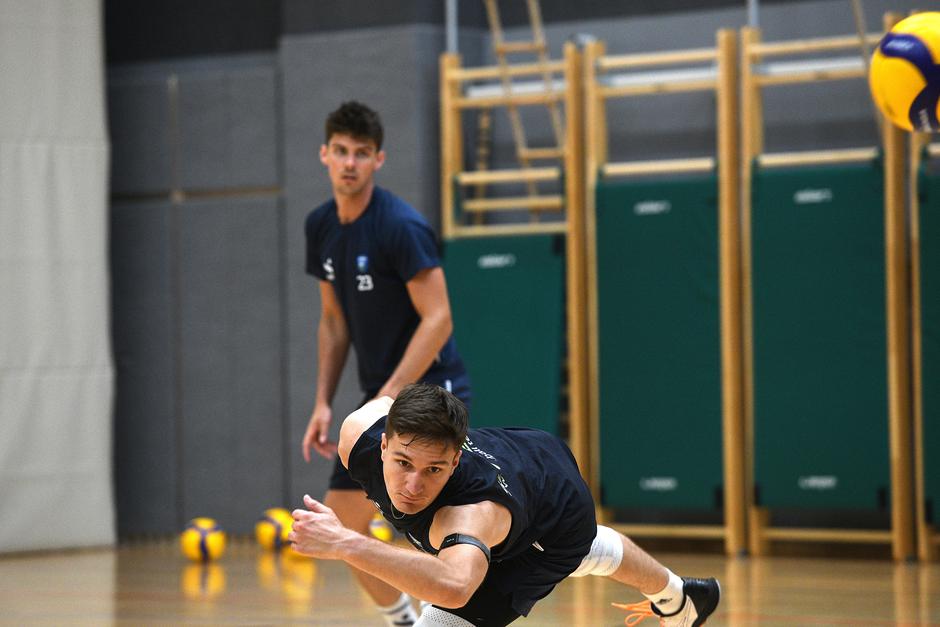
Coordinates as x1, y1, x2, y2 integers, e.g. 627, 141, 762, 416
439, 533, 491, 563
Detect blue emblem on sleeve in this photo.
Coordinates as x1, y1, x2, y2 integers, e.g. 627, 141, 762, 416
356, 255, 369, 272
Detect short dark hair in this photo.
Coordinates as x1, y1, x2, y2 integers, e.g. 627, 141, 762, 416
387, 383, 468, 450
324, 101, 384, 150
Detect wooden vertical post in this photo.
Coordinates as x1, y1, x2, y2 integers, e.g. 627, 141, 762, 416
582, 39, 606, 510
716, 28, 746, 557
882, 11, 915, 563
563, 42, 590, 481
910, 130, 937, 562
440, 53, 463, 240
739, 25, 766, 556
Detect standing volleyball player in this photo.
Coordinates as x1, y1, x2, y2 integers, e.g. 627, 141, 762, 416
302, 101, 471, 626
290, 384, 721, 627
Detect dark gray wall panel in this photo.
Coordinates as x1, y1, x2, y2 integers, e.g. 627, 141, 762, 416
177, 197, 284, 532
107, 77, 172, 195
178, 65, 279, 190
110, 201, 178, 534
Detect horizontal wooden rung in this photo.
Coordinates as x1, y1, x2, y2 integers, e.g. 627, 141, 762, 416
495, 41, 546, 54
608, 524, 727, 540
600, 78, 717, 98
448, 60, 566, 82
603, 157, 715, 177
450, 221, 567, 238
747, 33, 883, 58
519, 147, 565, 160
598, 48, 717, 71
758, 147, 877, 168
762, 527, 892, 544
463, 195, 564, 212
456, 167, 561, 185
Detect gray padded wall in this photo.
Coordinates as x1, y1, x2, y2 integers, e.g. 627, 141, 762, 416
111, 201, 177, 534
108, 55, 284, 535
178, 197, 284, 528
279, 24, 451, 504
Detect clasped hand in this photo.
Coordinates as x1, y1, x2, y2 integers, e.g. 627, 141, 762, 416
289, 494, 354, 560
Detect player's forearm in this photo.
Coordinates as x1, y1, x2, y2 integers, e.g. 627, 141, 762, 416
315, 316, 350, 404
339, 533, 475, 608
378, 310, 452, 398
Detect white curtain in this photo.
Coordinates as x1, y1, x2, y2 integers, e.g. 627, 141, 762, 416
0, 0, 114, 550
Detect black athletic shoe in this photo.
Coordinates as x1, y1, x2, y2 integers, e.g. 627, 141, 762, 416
651, 577, 721, 627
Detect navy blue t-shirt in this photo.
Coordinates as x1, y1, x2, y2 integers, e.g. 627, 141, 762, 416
305, 186, 466, 393
347, 417, 596, 564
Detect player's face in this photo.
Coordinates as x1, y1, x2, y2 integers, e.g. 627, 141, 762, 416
380, 432, 461, 515
319, 133, 384, 198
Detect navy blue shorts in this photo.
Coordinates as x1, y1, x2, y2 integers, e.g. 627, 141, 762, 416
328, 375, 472, 491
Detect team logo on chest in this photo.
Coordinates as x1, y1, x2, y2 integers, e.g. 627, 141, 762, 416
355, 254, 374, 291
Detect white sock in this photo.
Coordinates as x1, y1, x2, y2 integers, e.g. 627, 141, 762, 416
378, 593, 418, 627
644, 570, 685, 615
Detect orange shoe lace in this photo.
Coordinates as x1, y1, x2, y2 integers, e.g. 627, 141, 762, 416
612, 601, 662, 626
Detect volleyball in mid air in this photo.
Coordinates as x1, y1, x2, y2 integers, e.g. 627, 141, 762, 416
869, 12, 940, 132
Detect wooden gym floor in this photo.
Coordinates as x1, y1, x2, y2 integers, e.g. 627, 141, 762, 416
1, 540, 938, 626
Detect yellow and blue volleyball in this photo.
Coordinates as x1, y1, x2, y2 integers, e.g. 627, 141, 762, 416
255, 507, 294, 551
869, 12, 940, 132
180, 517, 227, 562
368, 512, 394, 543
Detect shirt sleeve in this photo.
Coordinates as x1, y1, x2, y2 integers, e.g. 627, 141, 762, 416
346, 417, 386, 489
305, 210, 326, 279
388, 216, 441, 282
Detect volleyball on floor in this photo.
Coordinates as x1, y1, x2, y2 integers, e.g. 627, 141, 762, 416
869, 12, 940, 132
369, 513, 394, 542
179, 517, 227, 562
255, 507, 294, 551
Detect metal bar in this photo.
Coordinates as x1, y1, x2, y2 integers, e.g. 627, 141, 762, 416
464, 77, 566, 99
449, 60, 566, 81
756, 67, 865, 86
747, 33, 883, 57
600, 79, 717, 98
445, 0, 457, 54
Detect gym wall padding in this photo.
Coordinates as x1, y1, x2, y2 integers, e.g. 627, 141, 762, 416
595, 174, 723, 510
918, 167, 940, 526
444, 235, 565, 433
751, 160, 888, 510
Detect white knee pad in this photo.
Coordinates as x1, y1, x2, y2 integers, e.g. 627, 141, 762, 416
570, 525, 623, 577
414, 606, 475, 627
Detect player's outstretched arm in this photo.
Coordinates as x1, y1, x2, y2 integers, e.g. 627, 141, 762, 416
289, 496, 508, 609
